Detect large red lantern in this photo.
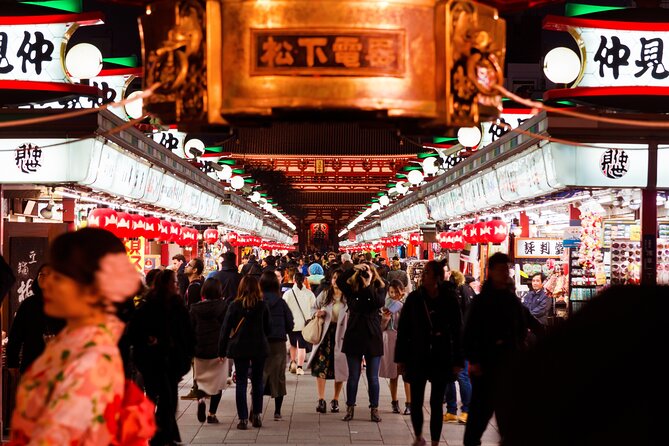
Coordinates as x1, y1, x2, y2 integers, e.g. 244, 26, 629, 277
227, 232, 239, 246
409, 232, 422, 246
115, 212, 133, 239
130, 214, 147, 239
463, 223, 477, 244
451, 231, 465, 250
169, 222, 182, 243
179, 227, 197, 246
438, 232, 449, 249
144, 216, 161, 240
158, 220, 171, 242
486, 220, 508, 244
474, 221, 490, 244
204, 228, 219, 245
87, 208, 118, 234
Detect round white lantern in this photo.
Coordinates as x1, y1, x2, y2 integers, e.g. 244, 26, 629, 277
395, 181, 408, 194
371, 202, 381, 212
184, 139, 205, 159
379, 195, 390, 207
543, 47, 581, 85
250, 191, 261, 202
230, 175, 245, 190
407, 169, 424, 185
65, 43, 103, 79
457, 126, 482, 148
216, 164, 233, 181
124, 91, 144, 120
422, 157, 439, 175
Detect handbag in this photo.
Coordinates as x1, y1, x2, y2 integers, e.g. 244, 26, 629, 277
229, 316, 246, 339
302, 317, 324, 345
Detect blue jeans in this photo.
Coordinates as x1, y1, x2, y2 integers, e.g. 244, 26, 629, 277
234, 357, 266, 420
445, 360, 472, 414
346, 355, 381, 407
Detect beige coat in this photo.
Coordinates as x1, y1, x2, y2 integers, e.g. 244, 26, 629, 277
306, 291, 349, 382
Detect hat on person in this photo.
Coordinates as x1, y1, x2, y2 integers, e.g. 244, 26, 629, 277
308, 263, 324, 276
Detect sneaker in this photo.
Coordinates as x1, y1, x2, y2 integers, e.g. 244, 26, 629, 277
457, 412, 468, 424
289, 360, 297, 374
197, 399, 206, 423
181, 388, 198, 400
391, 400, 400, 414
274, 412, 282, 420
296, 367, 304, 376
443, 412, 458, 423
207, 415, 219, 424
403, 403, 411, 416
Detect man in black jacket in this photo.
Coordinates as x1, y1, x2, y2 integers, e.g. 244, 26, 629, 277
463, 253, 528, 446
172, 254, 189, 298
241, 254, 262, 278
212, 252, 242, 301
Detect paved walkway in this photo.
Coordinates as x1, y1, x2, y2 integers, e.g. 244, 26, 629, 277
176, 367, 500, 446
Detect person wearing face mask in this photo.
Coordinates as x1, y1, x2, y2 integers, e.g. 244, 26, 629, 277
395, 259, 463, 446
337, 262, 386, 423
307, 269, 348, 414
463, 253, 529, 446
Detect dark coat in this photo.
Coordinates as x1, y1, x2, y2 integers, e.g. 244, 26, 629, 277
212, 264, 242, 300
457, 283, 476, 318
219, 299, 271, 359
337, 269, 385, 357
128, 292, 195, 379
264, 292, 294, 342
241, 260, 262, 278
176, 265, 189, 298
463, 283, 528, 372
6, 293, 65, 373
185, 278, 203, 308
522, 289, 549, 325
395, 282, 464, 382
190, 299, 228, 359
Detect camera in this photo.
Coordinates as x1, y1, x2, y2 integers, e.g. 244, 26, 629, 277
359, 270, 370, 279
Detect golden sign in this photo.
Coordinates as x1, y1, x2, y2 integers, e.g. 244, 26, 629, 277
251, 29, 405, 77
315, 159, 324, 174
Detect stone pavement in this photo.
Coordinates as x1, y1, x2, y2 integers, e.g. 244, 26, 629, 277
176, 367, 500, 446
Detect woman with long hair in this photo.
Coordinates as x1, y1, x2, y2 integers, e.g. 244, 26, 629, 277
190, 278, 229, 424
396, 259, 464, 446
337, 262, 386, 422
306, 269, 348, 414
259, 271, 294, 420
283, 271, 316, 375
219, 275, 271, 430
10, 228, 155, 445
130, 267, 195, 446
379, 279, 411, 415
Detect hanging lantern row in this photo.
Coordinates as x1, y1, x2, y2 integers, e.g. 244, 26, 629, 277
439, 220, 508, 250
260, 241, 293, 251
87, 208, 198, 246
226, 232, 261, 247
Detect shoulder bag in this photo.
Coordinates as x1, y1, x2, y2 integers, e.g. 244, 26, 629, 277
297, 291, 323, 345
229, 316, 246, 339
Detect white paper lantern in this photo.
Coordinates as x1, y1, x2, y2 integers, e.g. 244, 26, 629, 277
184, 139, 205, 159
396, 181, 409, 194
371, 202, 381, 212
65, 43, 103, 79
407, 169, 424, 185
422, 157, 439, 175
457, 127, 482, 148
124, 91, 144, 120
230, 175, 245, 190
379, 195, 390, 207
543, 47, 581, 85
216, 164, 233, 181
250, 191, 261, 202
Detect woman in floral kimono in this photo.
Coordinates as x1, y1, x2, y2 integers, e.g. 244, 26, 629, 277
9, 227, 155, 446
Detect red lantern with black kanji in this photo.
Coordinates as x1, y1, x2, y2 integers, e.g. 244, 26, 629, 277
169, 222, 182, 243
463, 223, 477, 244
486, 220, 508, 244
204, 228, 219, 245
115, 212, 133, 239
144, 217, 161, 240
451, 231, 465, 250
130, 214, 147, 239
87, 208, 118, 234
474, 221, 490, 244
158, 220, 171, 242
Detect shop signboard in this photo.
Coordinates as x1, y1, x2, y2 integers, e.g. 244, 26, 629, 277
548, 143, 648, 188
182, 185, 202, 216
8, 237, 48, 324
152, 129, 188, 159
124, 238, 146, 273
142, 168, 163, 204
563, 226, 581, 249
515, 238, 564, 259
157, 174, 186, 210
496, 147, 553, 202
480, 111, 536, 148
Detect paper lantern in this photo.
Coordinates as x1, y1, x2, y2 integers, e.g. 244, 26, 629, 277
438, 232, 449, 249
409, 232, 422, 246
115, 212, 133, 239
87, 208, 118, 234
158, 220, 171, 242
227, 232, 239, 246
463, 223, 478, 244
486, 220, 508, 244
169, 222, 182, 243
144, 216, 161, 240
204, 228, 219, 245
130, 214, 147, 239
474, 221, 491, 244
451, 232, 465, 250
179, 227, 197, 246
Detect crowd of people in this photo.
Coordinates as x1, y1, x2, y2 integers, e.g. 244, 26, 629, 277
2, 232, 563, 446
